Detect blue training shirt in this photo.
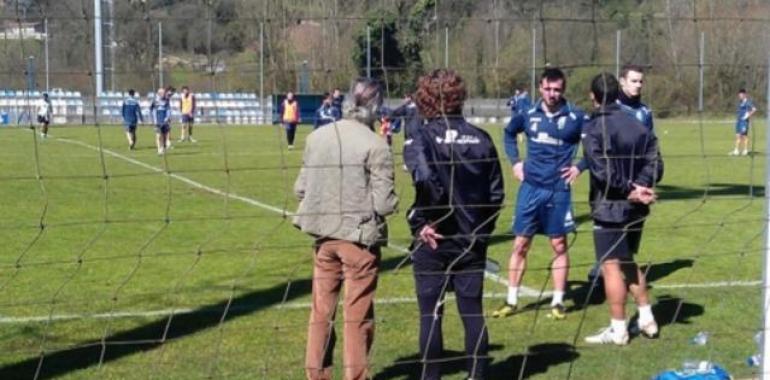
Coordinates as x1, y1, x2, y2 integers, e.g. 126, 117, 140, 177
616, 98, 653, 130
737, 98, 755, 122
121, 97, 143, 125
150, 95, 170, 125
515, 92, 532, 115
503, 100, 585, 191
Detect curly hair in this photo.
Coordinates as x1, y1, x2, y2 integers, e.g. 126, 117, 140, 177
414, 69, 467, 118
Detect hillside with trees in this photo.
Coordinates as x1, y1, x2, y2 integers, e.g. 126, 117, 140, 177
0, 0, 767, 114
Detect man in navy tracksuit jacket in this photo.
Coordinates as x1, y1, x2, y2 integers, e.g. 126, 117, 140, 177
121, 89, 143, 150
404, 69, 503, 380
494, 68, 586, 321
582, 73, 664, 345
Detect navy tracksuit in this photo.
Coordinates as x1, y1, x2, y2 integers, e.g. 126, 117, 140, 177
404, 116, 504, 380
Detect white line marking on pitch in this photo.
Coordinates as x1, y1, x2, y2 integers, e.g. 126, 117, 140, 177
0, 280, 761, 324
16, 134, 753, 324
56, 137, 288, 215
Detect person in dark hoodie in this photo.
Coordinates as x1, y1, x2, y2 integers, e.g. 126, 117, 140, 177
404, 69, 504, 380
587, 64, 655, 287
581, 73, 664, 346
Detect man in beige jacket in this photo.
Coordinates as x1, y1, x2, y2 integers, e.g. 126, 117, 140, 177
294, 78, 398, 380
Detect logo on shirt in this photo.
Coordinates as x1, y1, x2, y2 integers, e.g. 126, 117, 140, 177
557, 116, 567, 129
531, 132, 563, 146
435, 129, 480, 145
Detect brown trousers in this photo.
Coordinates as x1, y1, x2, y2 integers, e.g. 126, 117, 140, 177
305, 239, 380, 380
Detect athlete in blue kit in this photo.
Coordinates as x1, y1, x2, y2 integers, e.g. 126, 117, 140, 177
494, 67, 586, 320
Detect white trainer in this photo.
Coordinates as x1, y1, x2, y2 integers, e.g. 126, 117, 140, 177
585, 326, 629, 345
638, 320, 659, 338
741, 150, 748, 156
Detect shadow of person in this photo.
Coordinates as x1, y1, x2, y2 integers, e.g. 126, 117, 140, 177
567, 259, 695, 314
373, 342, 579, 380
488, 342, 579, 380
641, 259, 694, 283
373, 345, 503, 380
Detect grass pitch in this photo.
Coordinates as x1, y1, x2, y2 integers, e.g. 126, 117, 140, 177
0, 118, 765, 379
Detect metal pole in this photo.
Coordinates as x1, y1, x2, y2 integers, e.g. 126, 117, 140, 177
761, 50, 770, 380
366, 25, 371, 78
107, 0, 115, 91
94, 0, 103, 95
260, 21, 265, 125
531, 27, 536, 96
44, 18, 49, 92
158, 21, 163, 88
698, 32, 704, 112
615, 30, 621, 79
444, 25, 449, 68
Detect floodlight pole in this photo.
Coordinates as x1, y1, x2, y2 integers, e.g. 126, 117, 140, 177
698, 32, 704, 112
259, 21, 265, 124
44, 17, 49, 92
366, 25, 371, 79
530, 27, 536, 96
94, 0, 103, 95
444, 25, 448, 68
761, 51, 770, 380
615, 30, 621, 79
158, 22, 163, 88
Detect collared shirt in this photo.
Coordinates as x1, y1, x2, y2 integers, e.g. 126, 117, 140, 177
503, 100, 585, 191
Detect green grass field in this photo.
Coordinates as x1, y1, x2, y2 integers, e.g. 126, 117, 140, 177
0, 118, 765, 379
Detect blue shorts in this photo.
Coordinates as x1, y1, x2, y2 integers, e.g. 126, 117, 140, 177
513, 181, 575, 237
123, 124, 137, 132
154, 123, 170, 133
736, 120, 749, 135
182, 114, 194, 123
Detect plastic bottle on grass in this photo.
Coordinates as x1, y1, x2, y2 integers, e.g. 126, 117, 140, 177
690, 331, 709, 346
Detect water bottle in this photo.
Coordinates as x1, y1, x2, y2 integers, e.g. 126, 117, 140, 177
681, 360, 699, 375
691, 331, 709, 346
681, 360, 713, 374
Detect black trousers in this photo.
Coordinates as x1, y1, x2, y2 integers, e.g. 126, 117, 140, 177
412, 240, 489, 380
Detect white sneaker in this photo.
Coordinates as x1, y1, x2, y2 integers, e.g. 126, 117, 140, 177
287, 145, 294, 150
189, 137, 197, 143
585, 326, 629, 345
741, 150, 748, 156
638, 320, 659, 338
729, 149, 739, 156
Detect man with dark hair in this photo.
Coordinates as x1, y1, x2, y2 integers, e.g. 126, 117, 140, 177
587, 64, 654, 286
121, 89, 143, 150
731, 88, 757, 156
404, 68, 504, 380
618, 65, 653, 130
312, 92, 340, 129
331, 88, 344, 116
494, 67, 585, 321
582, 72, 663, 345
295, 78, 398, 380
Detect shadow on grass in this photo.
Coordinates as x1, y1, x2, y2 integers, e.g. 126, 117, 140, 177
0, 254, 409, 379
562, 259, 694, 314
374, 342, 578, 380
658, 183, 764, 200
